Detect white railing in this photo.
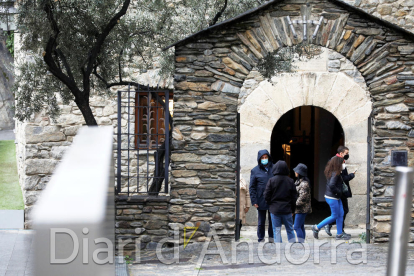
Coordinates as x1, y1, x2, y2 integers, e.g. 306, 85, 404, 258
32, 126, 115, 275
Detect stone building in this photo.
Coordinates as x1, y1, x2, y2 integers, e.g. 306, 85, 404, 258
15, 0, 414, 252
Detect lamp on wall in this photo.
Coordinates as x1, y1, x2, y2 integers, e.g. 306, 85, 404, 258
0, 0, 17, 34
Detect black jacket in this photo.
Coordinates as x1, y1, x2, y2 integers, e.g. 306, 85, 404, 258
249, 150, 274, 210
263, 161, 297, 215
331, 155, 355, 198
341, 167, 355, 198
325, 172, 343, 199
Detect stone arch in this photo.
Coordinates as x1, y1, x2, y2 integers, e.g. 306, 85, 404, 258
239, 50, 372, 226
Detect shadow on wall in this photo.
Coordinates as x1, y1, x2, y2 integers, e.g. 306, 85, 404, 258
0, 32, 14, 130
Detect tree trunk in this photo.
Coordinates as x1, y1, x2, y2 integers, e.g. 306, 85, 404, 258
77, 101, 98, 126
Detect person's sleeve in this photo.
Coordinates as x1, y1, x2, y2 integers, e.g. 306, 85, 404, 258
249, 171, 258, 206
328, 175, 340, 194
291, 183, 297, 213
342, 172, 355, 182
264, 179, 272, 203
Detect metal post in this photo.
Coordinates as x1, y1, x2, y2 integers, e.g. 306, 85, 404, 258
386, 166, 414, 276
235, 113, 241, 241
165, 91, 170, 194
116, 90, 121, 194
366, 116, 372, 243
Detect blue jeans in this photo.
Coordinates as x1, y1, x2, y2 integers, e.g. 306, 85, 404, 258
317, 198, 344, 235
294, 213, 307, 243
270, 213, 296, 243
257, 210, 273, 242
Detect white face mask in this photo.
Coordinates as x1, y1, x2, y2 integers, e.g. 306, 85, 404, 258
342, 163, 346, 170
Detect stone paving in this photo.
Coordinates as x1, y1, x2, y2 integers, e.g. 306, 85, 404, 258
2, 227, 414, 276
0, 230, 34, 276
129, 226, 414, 276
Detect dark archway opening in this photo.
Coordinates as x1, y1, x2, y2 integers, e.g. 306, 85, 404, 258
271, 106, 344, 224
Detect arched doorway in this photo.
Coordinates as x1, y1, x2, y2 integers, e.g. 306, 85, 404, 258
271, 106, 344, 223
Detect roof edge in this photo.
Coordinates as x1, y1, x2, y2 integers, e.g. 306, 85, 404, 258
163, 0, 414, 52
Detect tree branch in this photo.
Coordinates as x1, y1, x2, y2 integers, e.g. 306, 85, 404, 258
209, 0, 227, 26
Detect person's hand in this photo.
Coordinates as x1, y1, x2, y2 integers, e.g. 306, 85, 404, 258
244, 207, 249, 213
292, 213, 294, 217
254, 204, 259, 208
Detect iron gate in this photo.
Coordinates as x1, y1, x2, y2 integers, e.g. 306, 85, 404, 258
116, 84, 171, 196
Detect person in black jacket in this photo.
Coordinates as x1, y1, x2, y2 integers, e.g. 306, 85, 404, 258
325, 146, 356, 236
263, 160, 297, 243
312, 156, 351, 240
249, 149, 274, 243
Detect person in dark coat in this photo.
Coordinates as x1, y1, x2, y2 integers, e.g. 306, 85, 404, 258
263, 160, 297, 243
293, 163, 312, 243
325, 146, 356, 236
312, 156, 351, 240
249, 149, 274, 243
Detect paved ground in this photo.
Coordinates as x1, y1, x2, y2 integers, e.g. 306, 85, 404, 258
0, 230, 34, 276
0, 130, 14, 141
129, 226, 414, 276
2, 227, 414, 276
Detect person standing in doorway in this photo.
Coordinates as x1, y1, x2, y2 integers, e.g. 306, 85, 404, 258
324, 146, 355, 236
250, 150, 274, 243
312, 156, 351, 240
263, 160, 297, 243
293, 163, 312, 243
236, 176, 250, 238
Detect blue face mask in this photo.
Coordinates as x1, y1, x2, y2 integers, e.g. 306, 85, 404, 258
261, 159, 268, 166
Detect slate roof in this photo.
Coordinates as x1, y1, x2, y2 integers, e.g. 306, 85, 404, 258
163, 0, 414, 51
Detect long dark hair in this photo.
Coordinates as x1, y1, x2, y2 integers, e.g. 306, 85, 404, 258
324, 156, 344, 179
297, 174, 310, 183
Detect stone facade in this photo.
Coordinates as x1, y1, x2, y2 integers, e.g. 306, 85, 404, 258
14, 0, 414, 247
169, 0, 414, 243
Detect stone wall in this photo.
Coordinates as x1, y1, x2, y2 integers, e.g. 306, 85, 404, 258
347, 0, 414, 33
115, 196, 170, 254
170, 0, 414, 243
0, 33, 14, 130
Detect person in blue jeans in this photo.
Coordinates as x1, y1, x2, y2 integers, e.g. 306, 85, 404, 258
293, 163, 312, 243
249, 150, 274, 242
312, 156, 351, 240
263, 160, 297, 243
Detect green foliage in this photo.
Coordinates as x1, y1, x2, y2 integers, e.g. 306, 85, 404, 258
14, 0, 265, 123
4, 31, 13, 57
0, 141, 24, 210
124, 255, 133, 264
359, 232, 367, 243
257, 42, 322, 81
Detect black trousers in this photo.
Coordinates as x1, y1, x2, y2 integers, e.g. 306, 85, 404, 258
329, 197, 349, 231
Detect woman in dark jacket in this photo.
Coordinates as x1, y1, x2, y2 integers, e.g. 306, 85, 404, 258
293, 163, 312, 243
312, 156, 350, 240
263, 160, 297, 243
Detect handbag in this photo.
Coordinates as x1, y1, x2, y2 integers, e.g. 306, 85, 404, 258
340, 176, 348, 194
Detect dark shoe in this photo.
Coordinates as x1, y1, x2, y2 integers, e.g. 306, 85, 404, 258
269, 237, 274, 243
312, 225, 319, 239
342, 231, 351, 238
258, 239, 265, 242
336, 233, 351, 240
324, 225, 332, 236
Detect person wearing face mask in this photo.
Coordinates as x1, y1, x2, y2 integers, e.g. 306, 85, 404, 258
324, 146, 356, 237
249, 150, 274, 243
